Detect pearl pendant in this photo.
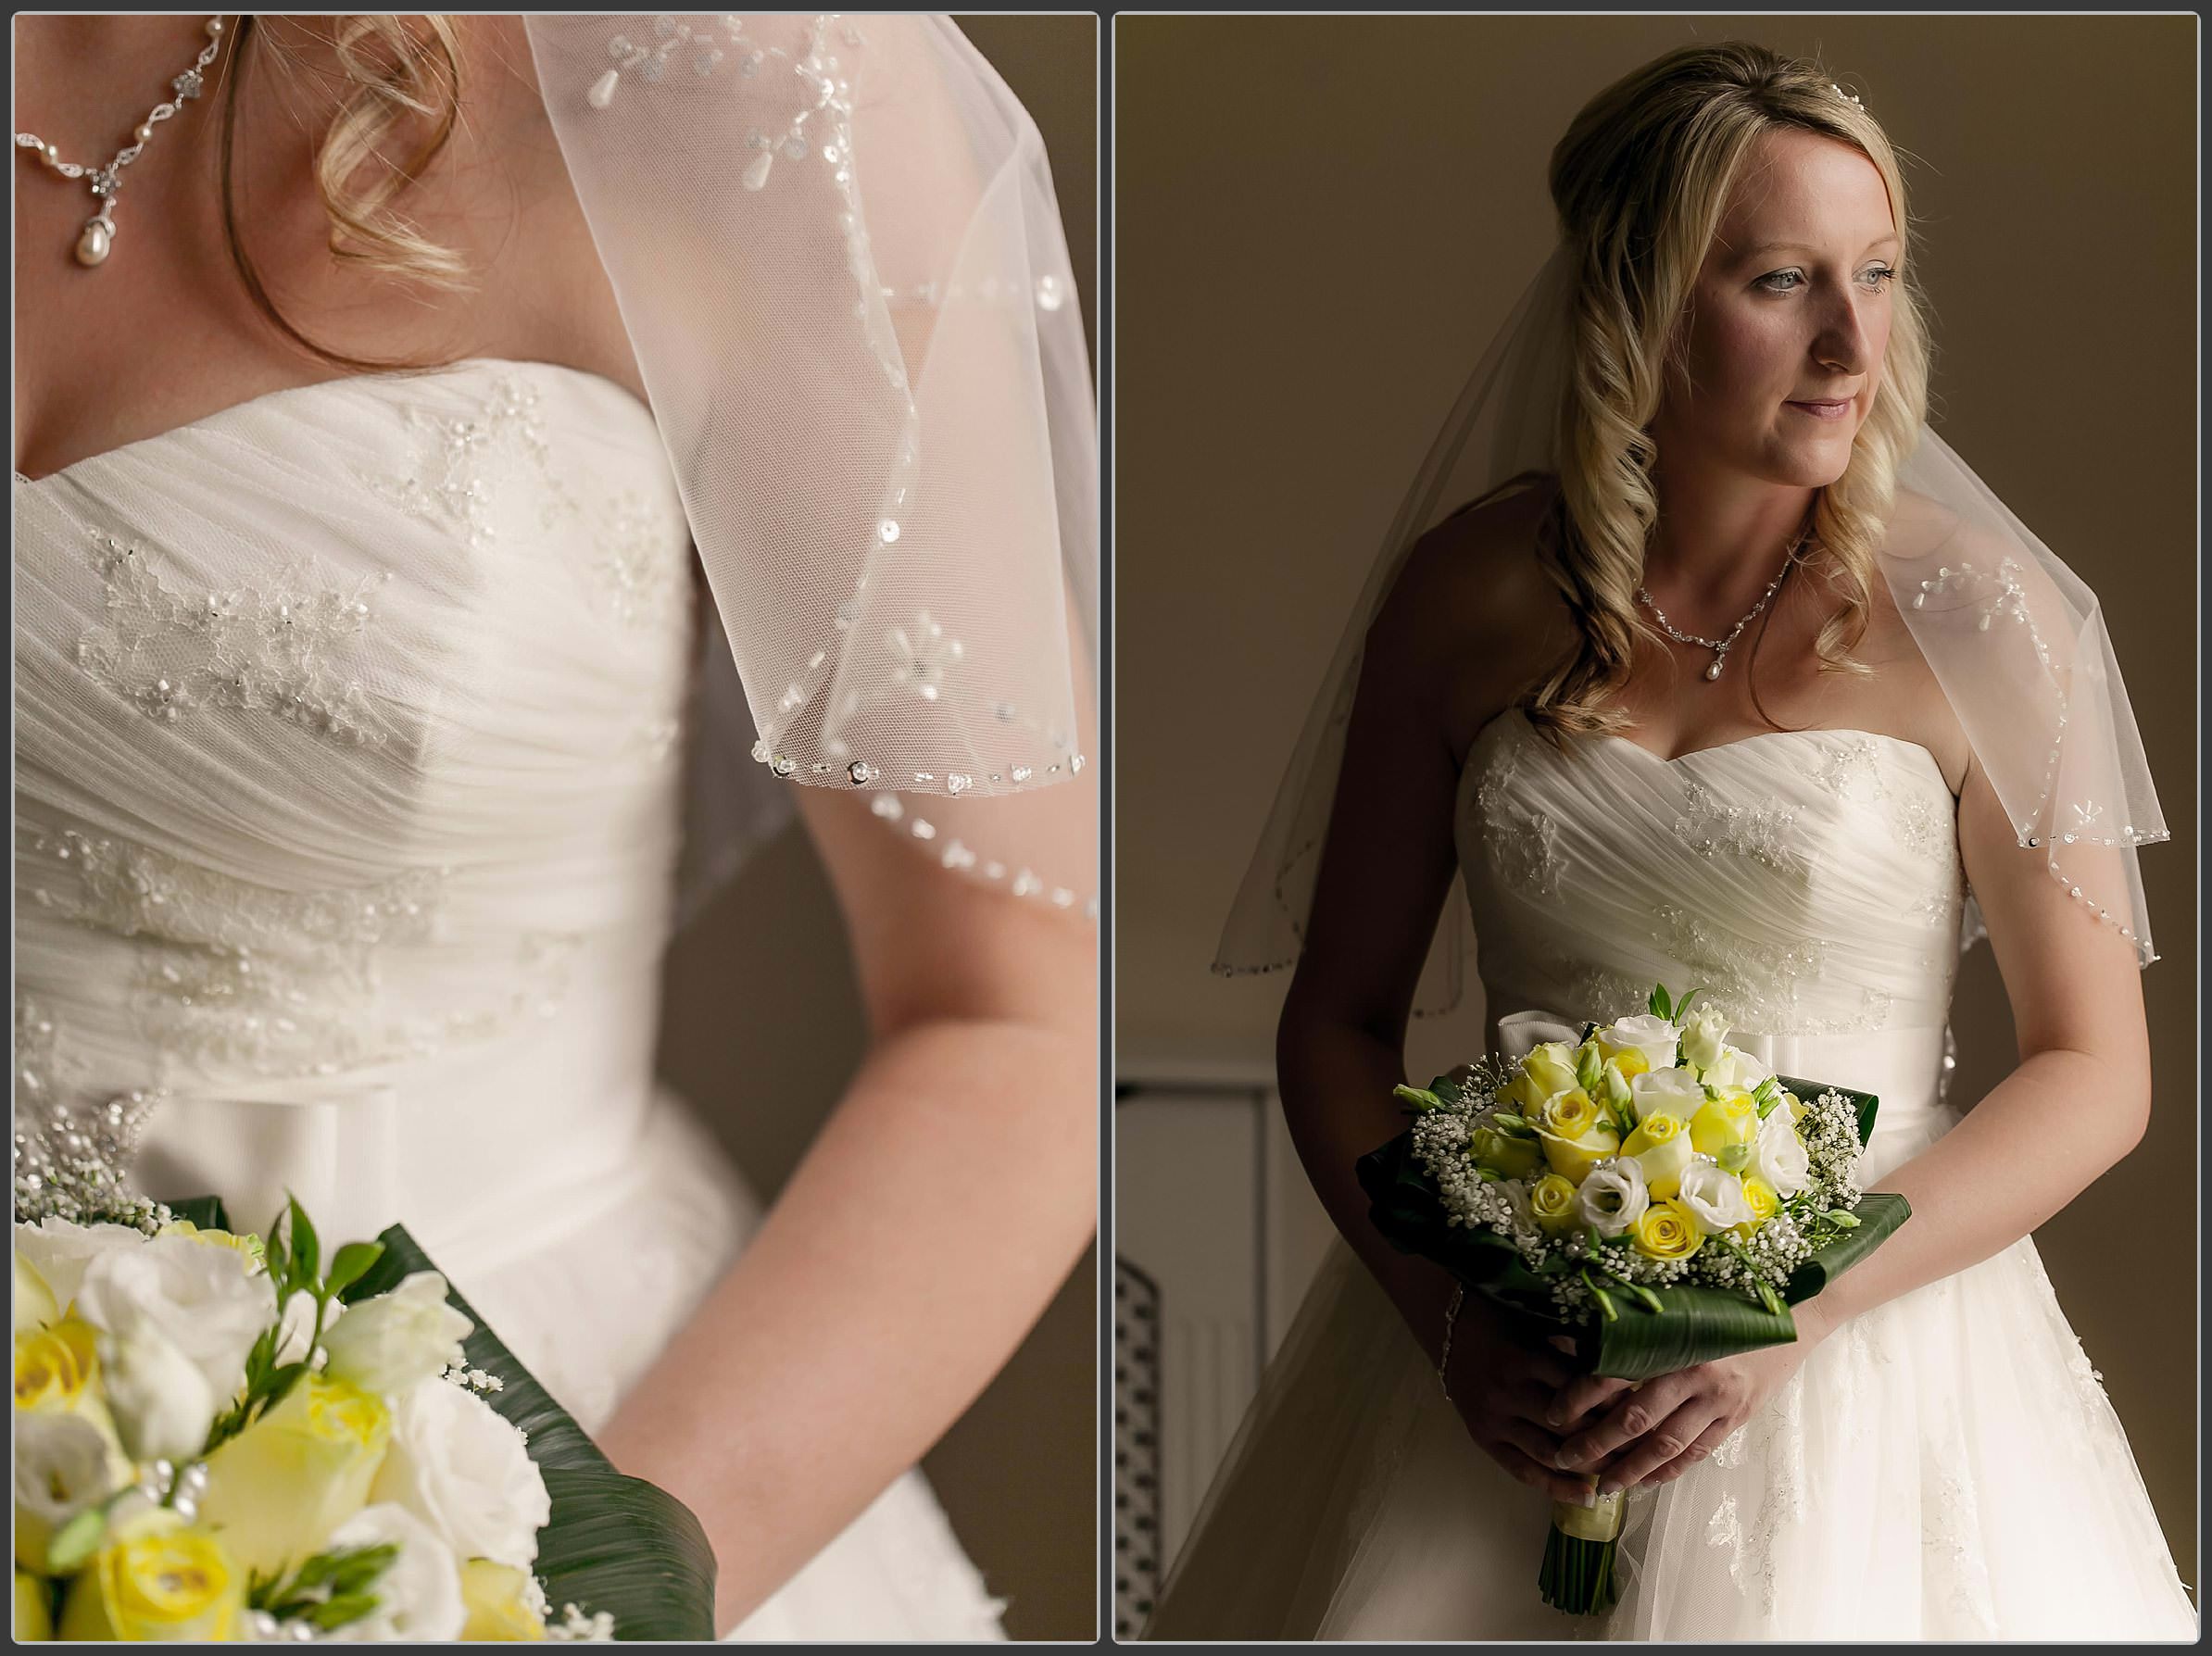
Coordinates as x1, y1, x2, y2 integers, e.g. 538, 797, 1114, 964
1704, 658, 1725, 682
74, 220, 112, 267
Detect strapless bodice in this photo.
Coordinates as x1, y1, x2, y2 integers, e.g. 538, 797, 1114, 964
14, 360, 700, 1262
1455, 710, 1968, 1174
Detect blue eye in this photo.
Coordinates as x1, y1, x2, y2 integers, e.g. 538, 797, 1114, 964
1756, 266, 1899, 295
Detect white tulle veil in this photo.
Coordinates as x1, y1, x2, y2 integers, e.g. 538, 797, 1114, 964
522, 13, 1098, 925
1213, 244, 2168, 1003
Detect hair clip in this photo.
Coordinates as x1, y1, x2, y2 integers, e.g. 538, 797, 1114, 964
1830, 82, 1866, 110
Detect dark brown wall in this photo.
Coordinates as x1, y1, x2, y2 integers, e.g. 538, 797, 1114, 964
657, 16, 1096, 1639
1115, 13, 2195, 1572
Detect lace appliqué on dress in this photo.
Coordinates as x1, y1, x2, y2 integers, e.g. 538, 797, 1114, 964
1698, 1369, 1811, 1618
1672, 780, 1804, 874
1471, 730, 1567, 900
74, 529, 395, 746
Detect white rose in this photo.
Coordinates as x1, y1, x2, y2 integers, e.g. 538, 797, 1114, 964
1704, 1044, 1773, 1094
99, 1319, 219, 1464
1628, 1065, 1705, 1120
1597, 1013, 1680, 1074
321, 1503, 467, 1642
320, 1273, 471, 1399
1577, 1156, 1651, 1237
369, 1381, 548, 1571
1676, 1160, 1757, 1235
13, 1219, 145, 1312
1752, 1106, 1812, 1198
73, 1236, 273, 1407
1679, 1008, 1731, 1075
15, 1411, 133, 1574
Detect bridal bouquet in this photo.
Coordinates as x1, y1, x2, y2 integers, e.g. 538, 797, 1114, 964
12, 1198, 715, 1642
1356, 984, 1910, 1615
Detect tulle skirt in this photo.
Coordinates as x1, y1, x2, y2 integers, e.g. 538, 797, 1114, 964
1144, 1110, 2197, 1641
449, 1087, 1009, 1643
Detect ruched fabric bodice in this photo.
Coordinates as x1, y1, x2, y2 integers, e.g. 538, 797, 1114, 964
1456, 710, 1967, 1178
15, 360, 700, 1271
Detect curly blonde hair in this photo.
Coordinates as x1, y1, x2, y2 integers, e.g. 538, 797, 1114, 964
1527, 40, 1932, 741
217, 15, 474, 372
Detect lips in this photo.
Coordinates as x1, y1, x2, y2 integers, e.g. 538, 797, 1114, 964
1785, 398, 1854, 421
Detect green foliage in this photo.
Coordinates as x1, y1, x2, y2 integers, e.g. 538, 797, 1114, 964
248, 1542, 400, 1631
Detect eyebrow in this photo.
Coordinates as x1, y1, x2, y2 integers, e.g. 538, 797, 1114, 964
1739, 235, 1902, 259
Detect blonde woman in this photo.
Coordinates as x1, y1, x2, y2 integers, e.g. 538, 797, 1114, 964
14, 14, 1095, 1638
1164, 42, 2192, 1639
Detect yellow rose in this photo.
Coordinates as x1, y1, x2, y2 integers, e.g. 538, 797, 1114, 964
1468, 1126, 1542, 1181
1733, 1176, 1781, 1241
459, 1559, 547, 1640
1537, 1087, 1602, 1140
1527, 1173, 1581, 1236
16, 1570, 53, 1642
1630, 1198, 1705, 1261
57, 1512, 241, 1641
14, 1319, 126, 1468
1620, 1111, 1693, 1198
197, 1375, 391, 1580
1535, 1117, 1622, 1186
1597, 1045, 1651, 1083
15, 1254, 59, 1335
154, 1222, 264, 1275
1689, 1090, 1759, 1158
1497, 1043, 1579, 1116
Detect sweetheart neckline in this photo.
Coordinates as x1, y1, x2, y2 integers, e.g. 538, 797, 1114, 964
1475, 708, 1958, 797
11, 357, 657, 491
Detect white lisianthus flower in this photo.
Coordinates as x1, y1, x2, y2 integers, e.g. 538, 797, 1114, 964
320, 1273, 470, 1399
1679, 1008, 1731, 1076
1676, 1160, 1758, 1236
1704, 1044, 1773, 1094
14, 1412, 131, 1574
1628, 1066, 1705, 1120
13, 1219, 145, 1312
273, 1289, 340, 1369
1752, 1106, 1813, 1198
321, 1503, 468, 1642
1596, 1013, 1679, 1075
1577, 1156, 1650, 1238
370, 1380, 548, 1571
73, 1236, 273, 1407
99, 1319, 219, 1464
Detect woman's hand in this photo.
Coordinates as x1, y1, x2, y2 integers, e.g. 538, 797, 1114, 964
1551, 1299, 1836, 1496
1444, 1299, 1611, 1504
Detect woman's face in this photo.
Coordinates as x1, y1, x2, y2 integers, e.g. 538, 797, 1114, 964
1653, 127, 1899, 490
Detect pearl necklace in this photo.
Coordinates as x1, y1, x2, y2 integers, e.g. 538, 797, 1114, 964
1637, 531, 1806, 683
15, 17, 229, 268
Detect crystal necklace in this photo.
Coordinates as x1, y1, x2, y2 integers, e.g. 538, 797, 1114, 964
15, 17, 229, 268
1638, 529, 1807, 683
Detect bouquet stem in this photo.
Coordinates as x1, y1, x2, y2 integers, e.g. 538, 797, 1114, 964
1537, 1485, 1626, 1615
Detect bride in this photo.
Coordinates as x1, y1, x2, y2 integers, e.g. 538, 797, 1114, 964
14, 13, 1095, 1639
1155, 42, 2193, 1639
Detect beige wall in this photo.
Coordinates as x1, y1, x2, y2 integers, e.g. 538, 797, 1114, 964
658, 16, 1097, 1640
1116, 14, 2195, 1572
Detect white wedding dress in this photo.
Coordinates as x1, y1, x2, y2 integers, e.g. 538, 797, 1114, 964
1148, 708, 2196, 1639
12, 360, 1008, 1640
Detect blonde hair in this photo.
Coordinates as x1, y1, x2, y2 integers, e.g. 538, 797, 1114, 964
217, 15, 474, 373
1527, 40, 1932, 741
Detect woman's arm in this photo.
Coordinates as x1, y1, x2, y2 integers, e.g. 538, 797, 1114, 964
1555, 747, 2154, 1489
1793, 749, 2151, 1319
596, 784, 1096, 1633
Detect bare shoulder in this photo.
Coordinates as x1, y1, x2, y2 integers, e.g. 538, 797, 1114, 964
1369, 473, 1578, 761
433, 17, 651, 406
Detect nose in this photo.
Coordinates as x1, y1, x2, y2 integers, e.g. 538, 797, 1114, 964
1811, 287, 1872, 379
